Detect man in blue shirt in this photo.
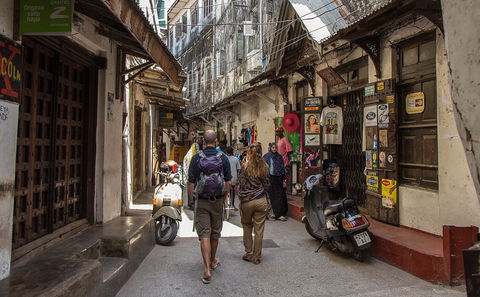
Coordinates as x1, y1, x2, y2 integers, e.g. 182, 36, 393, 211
188, 130, 232, 284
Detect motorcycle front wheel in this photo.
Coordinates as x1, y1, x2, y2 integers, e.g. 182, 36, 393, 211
155, 216, 178, 245
304, 219, 322, 241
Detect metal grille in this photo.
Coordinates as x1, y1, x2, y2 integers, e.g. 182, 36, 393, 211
13, 39, 87, 248
332, 90, 366, 206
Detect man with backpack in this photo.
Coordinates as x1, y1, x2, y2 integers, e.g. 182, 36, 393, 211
188, 130, 232, 284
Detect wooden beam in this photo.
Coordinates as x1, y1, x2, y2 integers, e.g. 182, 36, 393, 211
123, 62, 154, 85
121, 61, 155, 75
253, 91, 276, 106
211, 114, 224, 126
101, 0, 185, 85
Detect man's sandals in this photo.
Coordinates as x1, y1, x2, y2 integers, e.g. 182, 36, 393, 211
201, 259, 220, 284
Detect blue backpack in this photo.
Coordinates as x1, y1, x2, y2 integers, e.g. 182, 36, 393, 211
195, 151, 225, 198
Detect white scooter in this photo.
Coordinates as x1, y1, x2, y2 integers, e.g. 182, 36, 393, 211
152, 160, 183, 245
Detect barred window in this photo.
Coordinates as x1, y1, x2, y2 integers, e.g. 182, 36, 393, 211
191, 1, 198, 27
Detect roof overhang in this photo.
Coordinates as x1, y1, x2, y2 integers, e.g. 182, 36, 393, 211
76, 0, 185, 86
135, 69, 186, 110
168, 0, 190, 21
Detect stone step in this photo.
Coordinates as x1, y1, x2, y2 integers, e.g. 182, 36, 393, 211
287, 199, 304, 222
99, 257, 128, 283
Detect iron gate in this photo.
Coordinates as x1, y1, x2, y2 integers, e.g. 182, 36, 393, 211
13, 38, 89, 248
332, 90, 366, 206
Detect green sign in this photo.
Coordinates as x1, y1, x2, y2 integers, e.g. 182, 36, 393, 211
20, 0, 73, 35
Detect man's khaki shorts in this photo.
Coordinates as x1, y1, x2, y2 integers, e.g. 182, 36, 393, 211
195, 198, 224, 239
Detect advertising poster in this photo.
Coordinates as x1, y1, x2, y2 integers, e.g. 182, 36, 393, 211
364, 105, 377, 127
381, 179, 397, 208
379, 129, 388, 148
304, 134, 320, 146
366, 175, 379, 192
304, 97, 321, 111
0, 35, 23, 103
20, 0, 74, 35
379, 151, 386, 168
406, 92, 425, 114
372, 151, 378, 169
305, 113, 321, 133
377, 104, 389, 128
365, 150, 373, 169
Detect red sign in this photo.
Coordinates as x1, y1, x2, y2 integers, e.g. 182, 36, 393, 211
0, 35, 22, 103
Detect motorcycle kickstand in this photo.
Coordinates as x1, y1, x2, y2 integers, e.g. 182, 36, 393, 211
315, 240, 325, 253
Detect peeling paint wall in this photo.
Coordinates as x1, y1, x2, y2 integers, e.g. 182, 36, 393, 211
441, 0, 480, 204
0, 1, 17, 280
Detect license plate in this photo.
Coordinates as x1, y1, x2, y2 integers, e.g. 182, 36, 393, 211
353, 231, 371, 246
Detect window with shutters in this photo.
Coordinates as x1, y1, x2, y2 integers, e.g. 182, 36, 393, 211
175, 20, 182, 41
397, 33, 438, 189
204, 0, 213, 18
182, 13, 187, 34
191, 1, 198, 28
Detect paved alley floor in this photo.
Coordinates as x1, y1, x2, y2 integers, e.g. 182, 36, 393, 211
116, 208, 466, 297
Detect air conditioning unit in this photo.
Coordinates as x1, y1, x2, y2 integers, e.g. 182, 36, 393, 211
247, 49, 262, 72
243, 21, 254, 36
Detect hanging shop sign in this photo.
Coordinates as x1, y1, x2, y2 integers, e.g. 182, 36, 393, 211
381, 179, 397, 208
405, 92, 425, 114
159, 113, 174, 127
364, 105, 377, 127
19, 0, 73, 35
0, 35, 22, 103
304, 97, 322, 111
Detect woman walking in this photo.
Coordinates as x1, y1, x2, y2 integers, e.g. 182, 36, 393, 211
263, 143, 288, 221
238, 142, 270, 264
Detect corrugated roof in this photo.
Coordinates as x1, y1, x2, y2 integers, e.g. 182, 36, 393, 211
289, 0, 393, 43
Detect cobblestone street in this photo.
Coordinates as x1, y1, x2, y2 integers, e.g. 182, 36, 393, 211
116, 209, 465, 297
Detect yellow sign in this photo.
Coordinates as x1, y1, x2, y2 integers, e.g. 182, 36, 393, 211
386, 95, 395, 104
376, 81, 385, 91
381, 179, 397, 208
406, 92, 425, 114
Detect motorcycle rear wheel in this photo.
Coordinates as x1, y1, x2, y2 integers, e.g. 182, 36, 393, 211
155, 217, 178, 245
353, 249, 367, 262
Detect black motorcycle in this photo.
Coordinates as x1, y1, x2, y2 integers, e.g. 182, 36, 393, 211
302, 174, 372, 261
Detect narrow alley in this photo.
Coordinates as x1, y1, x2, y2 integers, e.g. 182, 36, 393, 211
117, 206, 463, 297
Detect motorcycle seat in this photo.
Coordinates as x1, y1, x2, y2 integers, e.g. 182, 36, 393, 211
323, 199, 355, 216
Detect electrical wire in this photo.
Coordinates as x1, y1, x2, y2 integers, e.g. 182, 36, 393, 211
181, 4, 361, 90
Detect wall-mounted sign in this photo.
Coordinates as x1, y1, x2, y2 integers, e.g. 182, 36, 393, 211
364, 85, 375, 97
364, 104, 377, 127
376, 81, 385, 91
381, 179, 397, 208
405, 92, 425, 114
0, 35, 22, 103
377, 104, 389, 128
366, 175, 379, 192
304, 97, 321, 111
20, 0, 73, 35
159, 119, 174, 127
159, 112, 174, 119
304, 134, 320, 146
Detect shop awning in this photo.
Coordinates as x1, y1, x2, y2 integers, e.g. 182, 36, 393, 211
289, 0, 394, 43
135, 69, 186, 110
76, 0, 185, 86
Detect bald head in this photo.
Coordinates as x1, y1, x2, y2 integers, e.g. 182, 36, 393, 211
203, 130, 217, 146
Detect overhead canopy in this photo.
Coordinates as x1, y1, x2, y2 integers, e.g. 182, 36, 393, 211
136, 69, 186, 110
76, 0, 185, 86
290, 0, 394, 43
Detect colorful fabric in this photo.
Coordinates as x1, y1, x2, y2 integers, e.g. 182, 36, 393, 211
277, 136, 293, 166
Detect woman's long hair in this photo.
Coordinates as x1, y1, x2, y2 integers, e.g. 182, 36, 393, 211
245, 142, 269, 179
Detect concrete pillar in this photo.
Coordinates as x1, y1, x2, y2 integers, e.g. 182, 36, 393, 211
0, 0, 17, 280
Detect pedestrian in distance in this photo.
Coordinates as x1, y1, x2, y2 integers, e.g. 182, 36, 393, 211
188, 130, 232, 284
226, 146, 241, 211
237, 142, 271, 264
263, 142, 288, 221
